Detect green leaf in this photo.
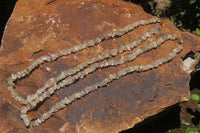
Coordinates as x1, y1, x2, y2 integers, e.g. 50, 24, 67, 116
185, 128, 198, 133
185, 128, 191, 133
197, 103, 200, 108
189, 0, 197, 4
191, 94, 200, 100
196, 28, 200, 33
161, 7, 167, 11
196, 28, 200, 37
193, 128, 199, 132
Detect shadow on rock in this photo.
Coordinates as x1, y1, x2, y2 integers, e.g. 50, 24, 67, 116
120, 104, 181, 133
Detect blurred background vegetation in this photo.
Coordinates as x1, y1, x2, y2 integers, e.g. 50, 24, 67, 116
124, 0, 200, 36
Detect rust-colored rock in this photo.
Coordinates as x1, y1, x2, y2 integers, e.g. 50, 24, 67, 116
0, 0, 200, 132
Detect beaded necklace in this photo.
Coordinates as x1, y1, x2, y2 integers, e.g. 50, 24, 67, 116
7, 17, 183, 127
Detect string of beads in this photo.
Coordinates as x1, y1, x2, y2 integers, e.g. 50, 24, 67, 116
7, 17, 183, 127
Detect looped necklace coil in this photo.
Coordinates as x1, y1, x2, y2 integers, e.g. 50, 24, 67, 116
7, 17, 183, 127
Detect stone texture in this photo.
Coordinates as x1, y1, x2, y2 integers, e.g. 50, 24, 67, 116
0, 0, 199, 132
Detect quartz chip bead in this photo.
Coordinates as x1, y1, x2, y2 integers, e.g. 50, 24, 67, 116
100, 61, 108, 68
84, 86, 93, 94
119, 45, 125, 53
20, 113, 30, 127
110, 49, 118, 56
74, 92, 82, 99
20, 69, 29, 77
135, 48, 142, 55
69, 94, 77, 101
15, 71, 21, 79
50, 53, 59, 61
59, 102, 66, 109
120, 56, 125, 63
95, 37, 102, 44
125, 45, 131, 50
27, 94, 36, 104
41, 112, 50, 121
27, 62, 38, 72
21, 106, 29, 114
37, 84, 49, 95
30, 120, 40, 127
87, 40, 95, 46
63, 97, 71, 105
7, 78, 14, 86
117, 69, 126, 77
41, 55, 50, 62
59, 49, 69, 56
74, 45, 80, 51
11, 73, 17, 81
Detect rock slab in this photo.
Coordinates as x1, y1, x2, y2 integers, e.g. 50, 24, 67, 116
0, 0, 200, 132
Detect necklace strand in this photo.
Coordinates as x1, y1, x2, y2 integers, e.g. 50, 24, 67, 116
5, 17, 183, 127
20, 33, 182, 127
26, 25, 160, 108
7, 18, 160, 105
21, 38, 183, 127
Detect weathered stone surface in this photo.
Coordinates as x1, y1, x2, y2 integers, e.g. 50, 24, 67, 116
0, 0, 199, 132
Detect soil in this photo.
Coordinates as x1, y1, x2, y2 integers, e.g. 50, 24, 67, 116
0, 0, 200, 133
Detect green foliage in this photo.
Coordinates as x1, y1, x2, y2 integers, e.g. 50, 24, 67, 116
189, 0, 198, 4
190, 93, 200, 107
185, 0, 200, 35
125, 0, 200, 35
198, 103, 200, 108
185, 127, 200, 133
186, 94, 200, 133
196, 28, 200, 37
190, 94, 200, 101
